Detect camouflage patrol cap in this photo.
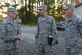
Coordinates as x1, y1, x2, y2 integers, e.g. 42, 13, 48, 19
7, 7, 17, 14
63, 3, 75, 10
37, 5, 47, 10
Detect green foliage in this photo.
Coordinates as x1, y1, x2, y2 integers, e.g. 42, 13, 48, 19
0, 0, 68, 25
18, 7, 38, 25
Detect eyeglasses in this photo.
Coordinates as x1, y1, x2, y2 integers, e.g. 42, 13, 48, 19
63, 9, 69, 12
12, 12, 17, 15
39, 9, 44, 11
63, 9, 69, 11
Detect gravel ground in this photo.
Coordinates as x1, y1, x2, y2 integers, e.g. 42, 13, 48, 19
0, 26, 65, 55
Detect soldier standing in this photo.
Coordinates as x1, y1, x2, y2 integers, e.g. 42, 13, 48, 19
35, 5, 58, 55
0, 8, 22, 55
63, 3, 82, 55
14, 15, 22, 35
14, 15, 22, 25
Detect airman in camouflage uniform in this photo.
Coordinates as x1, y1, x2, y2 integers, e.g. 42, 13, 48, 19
0, 8, 22, 55
35, 5, 58, 55
64, 3, 82, 55
14, 16, 22, 35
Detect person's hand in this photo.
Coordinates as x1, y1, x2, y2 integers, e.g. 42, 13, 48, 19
51, 40, 58, 46
35, 40, 38, 45
15, 35, 22, 40
51, 40, 55, 46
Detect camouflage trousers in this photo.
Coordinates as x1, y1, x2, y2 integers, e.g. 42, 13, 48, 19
35, 43, 54, 55
3, 42, 19, 55
66, 47, 82, 55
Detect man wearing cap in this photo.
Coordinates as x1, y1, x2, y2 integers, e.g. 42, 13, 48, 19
63, 3, 82, 55
35, 5, 58, 55
0, 7, 22, 55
